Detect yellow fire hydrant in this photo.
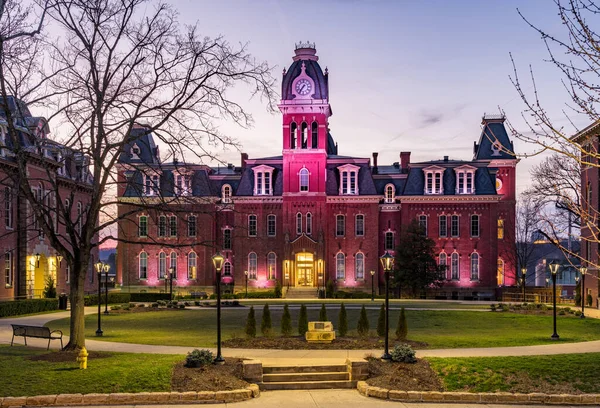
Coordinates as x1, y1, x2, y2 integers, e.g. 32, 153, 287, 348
77, 347, 88, 370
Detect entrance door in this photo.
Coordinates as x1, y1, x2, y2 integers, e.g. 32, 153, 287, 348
295, 253, 314, 287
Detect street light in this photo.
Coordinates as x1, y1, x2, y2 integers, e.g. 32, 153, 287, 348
521, 267, 527, 302
549, 262, 560, 340
94, 261, 104, 336
370, 270, 375, 302
212, 251, 225, 364
580, 266, 587, 319
103, 264, 111, 314
244, 270, 248, 298
379, 251, 395, 361
167, 267, 174, 300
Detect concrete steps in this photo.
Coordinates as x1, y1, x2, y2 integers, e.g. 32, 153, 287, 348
285, 287, 319, 299
259, 364, 355, 390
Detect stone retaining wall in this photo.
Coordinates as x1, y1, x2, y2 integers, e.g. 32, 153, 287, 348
0, 385, 259, 407
357, 381, 600, 405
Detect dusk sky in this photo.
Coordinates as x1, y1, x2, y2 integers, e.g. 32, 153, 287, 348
171, 0, 580, 196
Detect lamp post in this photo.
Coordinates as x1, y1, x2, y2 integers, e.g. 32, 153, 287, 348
549, 262, 560, 340
212, 251, 225, 364
580, 266, 587, 319
244, 270, 248, 298
103, 264, 110, 314
35, 253, 40, 268
370, 270, 375, 302
521, 267, 526, 302
167, 268, 174, 300
94, 261, 104, 336
379, 251, 395, 361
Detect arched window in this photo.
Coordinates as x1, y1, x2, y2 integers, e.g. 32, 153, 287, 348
188, 252, 197, 279
139, 251, 147, 279
301, 122, 308, 148
355, 253, 365, 280
267, 252, 276, 280
336, 253, 346, 279
384, 184, 395, 203
290, 122, 297, 149
222, 184, 232, 203
248, 252, 257, 279
306, 212, 312, 235
439, 253, 447, 278
248, 215, 257, 237
497, 259, 505, 286
299, 168, 309, 192
451, 253, 459, 280
169, 251, 177, 279
355, 214, 364, 236
158, 252, 166, 279
77, 202, 82, 235
138, 215, 148, 237
296, 212, 303, 235
384, 231, 395, 250
223, 261, 232, 276
470, 253, 479, 281
4, 251, 12, 287
311, 121, 318, 148
267, 215, 276, 237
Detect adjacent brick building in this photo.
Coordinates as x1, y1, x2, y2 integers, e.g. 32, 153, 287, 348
116, 44, 517, 299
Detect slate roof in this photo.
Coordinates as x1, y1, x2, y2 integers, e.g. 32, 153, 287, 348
119, 126, 159, 165
281, 55, 328, 100
373, 178, 406, 196
474, 119, 515, 160
402, 165, 497, 196
325, 163, 378, 196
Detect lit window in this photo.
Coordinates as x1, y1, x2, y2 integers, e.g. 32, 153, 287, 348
222, 184, 232, 203
306, 213, 312, 235
296, 213, 303, 235
248, 215, 257, 237
471, 253, 479, 281
451, 215, 459, 237
336, 253, 345, 279
439, 215, 447, 237
267, 215, 276, 237
355, 214, 364, 236
159, 252, 166, 279
471, 215, 479, 237
384, 184, 395, 203
223, 228, 232, 249
497, 259, 504, 286
188, 252, 197, 279
497, 219, 504, 239
138, 216, 148, 237
268, 252, 276, 280
451, 253, 459, 280
299, 168, 309, 192
188, 216, 196, 237
139, 251, 147, 279
248, 252, 257, 279
336, 215, 345, 237
418, 215, 427, 236
355, 253, 364, 280
385, 231, 395, 251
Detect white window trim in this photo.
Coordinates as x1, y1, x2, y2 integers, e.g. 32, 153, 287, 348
248, 215, 257, 237
306, 212, 312, 235
267, 214, 276, 237
139, 251, 148, 280
299, 167, 310, 192
470, 252, 480, 281
423, 165, 444, 195
248, 252, 257, 280
355, 214, 365, 237
267, 252, 277, 280
142, 171, 161, 196
336, 252, 346, 280
384, 183, 395, 203
188, 252, 197, 280
355, 252, 365, 280
222, 184, 232, 203
338, 164, 360, 195
253, 164, 274, 196
173, 171, 192, 196
455, 165, 477, 194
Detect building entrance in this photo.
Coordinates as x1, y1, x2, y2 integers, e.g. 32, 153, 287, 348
295, 252, 314, 287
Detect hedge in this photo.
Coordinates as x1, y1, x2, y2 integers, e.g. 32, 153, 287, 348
84, 293, 131, 306
209, 290, 278, 299
129, 292, 171, 302
0, 299, 58, 317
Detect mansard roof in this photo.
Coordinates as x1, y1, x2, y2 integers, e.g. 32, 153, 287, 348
473, 116, 515, 160
373, 178, 406, 195
119, 125, 160, 165
235, 164, 284, 196
325, 163, 378, 195
281, 46, 329, 101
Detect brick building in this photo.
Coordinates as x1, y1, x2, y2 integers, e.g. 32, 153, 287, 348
116, 44, 517, 299
0, 97, 96, 300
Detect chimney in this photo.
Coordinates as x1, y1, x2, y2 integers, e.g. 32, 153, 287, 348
444, 156, 449, 162
400, 151, 411, 171
372, 152, 378, 174
241, 152, 248, 169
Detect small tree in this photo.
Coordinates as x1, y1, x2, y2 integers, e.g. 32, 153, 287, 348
587, 293, 593, 307
261, 304, 272, 336
43, 276, 57, 299
245, 306, 256, 338
298, 304, 308, 336
396, 307, 408, 340
274, 281, 283, 298
338, 303, 348, 337
357, 305, 370, 337
326, 279, 334, 298
575, 280, 582, 307
377, 304, 386, 337
281, 304, 292, 336
319, 304, 328, 321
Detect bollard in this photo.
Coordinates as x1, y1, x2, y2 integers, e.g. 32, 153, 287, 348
77, 347, 88, 369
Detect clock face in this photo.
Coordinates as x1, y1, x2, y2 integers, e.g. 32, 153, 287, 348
496, 178, 503, 192
295, 78, 312, 96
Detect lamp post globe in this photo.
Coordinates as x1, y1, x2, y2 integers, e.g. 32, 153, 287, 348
521, 267, 526, 302
244, 270, 248, 298
370, 270, 375, 302
212, 251, 225, 364
94, 262, 104, 336
580, 266, 587, 319
103, 264, 111, 314
379, 251, 395, 361
549, 262, 560, 340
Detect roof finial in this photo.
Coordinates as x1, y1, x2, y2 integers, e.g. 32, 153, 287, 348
282, 67, 286, 75
325, 67, 328, 75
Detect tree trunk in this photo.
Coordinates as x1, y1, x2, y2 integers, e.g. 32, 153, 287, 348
64, 254, 89, 350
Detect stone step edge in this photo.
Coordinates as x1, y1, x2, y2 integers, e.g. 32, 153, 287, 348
357, 381, 600, 405
0, 385, 259, 407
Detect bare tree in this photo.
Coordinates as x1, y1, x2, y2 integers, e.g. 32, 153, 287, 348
0, 0, 275, 350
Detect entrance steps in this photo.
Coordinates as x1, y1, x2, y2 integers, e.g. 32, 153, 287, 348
285, 287, 319, 299
260, 364, 355, 390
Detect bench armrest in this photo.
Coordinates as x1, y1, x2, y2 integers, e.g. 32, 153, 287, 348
50, 329, 63, 337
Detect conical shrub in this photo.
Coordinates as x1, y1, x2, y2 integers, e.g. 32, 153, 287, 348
261, 304, 272, 336
357, 304, 370, 337
338, 303, 348, 337
319, 303, 328, 321
281, 304, 292, 336
377, 304, 386, 337
298, 304, 308, 336
245, 306, 256, 338
396, 307, 408, 340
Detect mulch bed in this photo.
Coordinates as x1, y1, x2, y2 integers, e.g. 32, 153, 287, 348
222, 336, 427, 350
28, 351, 113, 362
171, 358, 250, 392
366, 358, 443, 391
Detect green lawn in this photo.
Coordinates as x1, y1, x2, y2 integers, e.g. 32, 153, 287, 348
47, 306, 600, 349
428, 353, 600, 393
0, 346, 179, 397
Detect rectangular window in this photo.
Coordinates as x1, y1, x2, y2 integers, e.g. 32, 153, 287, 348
138, 216, 148, 237
265, 172, 271, 194
426, 173, 433, 194
350, 172, 356, 194
5, 252, 12, 287
355, 215, 364, 236
439, 215, 447, 237
471, 215, 479, 237
188, 216, 196, 237
5, 187, 12, 229
336, 215, 345, 237
497, 219, 504, 239
223, 229, 232, 249
385, 232, 395, 251
458, 173, 465, 193
158, 216, 166, 237
257, 173, 263, 194
169, 216, 177, 237
466, 173, 473, 193
248, 215, 257, 237
267, 215, 276, 237
451, 215, 459, 237
435, 173, 442, 193
418, 215, 427, 236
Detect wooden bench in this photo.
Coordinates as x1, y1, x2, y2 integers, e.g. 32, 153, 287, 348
11, 324, 63, 350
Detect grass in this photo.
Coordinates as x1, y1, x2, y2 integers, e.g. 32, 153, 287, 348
0, 345, 180, 397
47, 306, 600, 349
428, 353, 600, 393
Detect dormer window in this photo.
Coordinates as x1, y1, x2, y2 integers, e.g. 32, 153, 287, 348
423, 166, 444, 195
222, 184, 232, 203
143, 173, 160, 196
455, 166, 476, 194
131, 143, 141, 159
338, 164, 360, 195
253, 165, 274, 196
384, 184, 395, 203
174, 173, 191, 196
299, 168, 309, 192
